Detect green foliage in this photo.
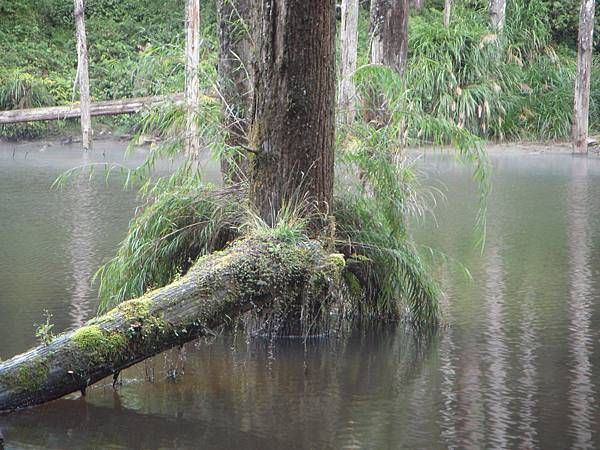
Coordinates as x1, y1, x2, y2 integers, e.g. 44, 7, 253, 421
404, 1, 584, 141
95, 181, 245, 313
33, 310, 55, 346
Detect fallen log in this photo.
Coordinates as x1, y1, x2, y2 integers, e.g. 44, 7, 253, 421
0, 237, 346, 414
0, 94, 185, 125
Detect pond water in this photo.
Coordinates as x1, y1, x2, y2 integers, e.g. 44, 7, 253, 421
1, 142, 600, 449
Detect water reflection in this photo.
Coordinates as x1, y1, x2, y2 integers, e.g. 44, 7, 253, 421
566, 157, 596, 448
3, 149, 600, 448
483, 243, 512, 449
65, 176, 98, 327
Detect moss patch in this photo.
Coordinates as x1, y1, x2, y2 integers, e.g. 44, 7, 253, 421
0, 359, 49, 390
71, 325, 128, 364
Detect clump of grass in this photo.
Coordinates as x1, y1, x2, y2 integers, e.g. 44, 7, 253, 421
96, 180, 246, 313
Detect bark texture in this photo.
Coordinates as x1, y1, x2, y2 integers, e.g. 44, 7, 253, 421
369, 0, 409, 75
249, 0, 336, 227
185, 0, 201, 158
74, 0, 92, 149
573, 0, 596, 154
339, 0, 359, 124
443, 0, 452, 28
489, 0, 506, 31
218, 0, 253, 183
0, 238, 345, 414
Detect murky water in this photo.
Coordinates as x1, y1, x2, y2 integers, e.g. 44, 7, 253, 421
1, 142, 600, 449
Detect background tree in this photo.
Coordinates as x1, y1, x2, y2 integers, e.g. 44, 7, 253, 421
184, 0, 200, 158
73, 0, 92, 149
443, 0, 452, 28
489, 0, 506, 30
573, 0, 596, 154
369, 0, 409, 75
339, 0, 360, 124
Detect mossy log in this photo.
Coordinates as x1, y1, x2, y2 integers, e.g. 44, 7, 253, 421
0, 238, 345, 414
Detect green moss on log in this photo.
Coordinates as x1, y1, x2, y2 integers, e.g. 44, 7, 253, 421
0, 359, 49, 390
71, 325, 128, 364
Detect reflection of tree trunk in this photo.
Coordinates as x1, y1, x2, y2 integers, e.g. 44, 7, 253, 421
0, 239, 344, 413
218, 0, 252, 182
483, 245, 510, 448
566, 158, 594, 448
573, 0, 595, 154
66, 178, 97, 327
339, 0, 359, 124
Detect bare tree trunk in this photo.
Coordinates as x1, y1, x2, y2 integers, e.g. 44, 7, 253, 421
185, 0, 201, 158
413, 0, 424, 13
369, 0, 409, 75
74, 0, 92, 150
218, 0, 253, 183
249, 0, 336, 228
573, 0, 596, 154
443, 0, 452, 28
339, 0, 360, 124
489, 0, 506, 31
0, 238, 344, 413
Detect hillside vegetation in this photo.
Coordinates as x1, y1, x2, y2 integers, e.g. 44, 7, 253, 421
0, 0, 597, 141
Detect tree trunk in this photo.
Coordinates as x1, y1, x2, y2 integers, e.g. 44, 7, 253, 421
443, 0, 452, 28
339, 0, 360, 124
489, 0, 506, 31
573, 0, 596, 154
249, 0, 336, 227
74, 0, 92, 150
185, 0, 201, 158
0, 238, 345, 413
369, 0, 409, 75
413, 0, 424, 13
218, 0, 253, 183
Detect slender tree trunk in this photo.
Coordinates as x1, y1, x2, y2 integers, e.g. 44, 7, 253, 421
369, 0, 409, 75
489, 0, 506, 31
0, 239, 344, 413
218, 0, 253, 183
573, 0, 596, 154
443, 0, 452, 28
339, 0, 360, 124
249, 0, 336, 227
185, 0, 201, 158
74, 0, 92, 150
413, 0, 424, 13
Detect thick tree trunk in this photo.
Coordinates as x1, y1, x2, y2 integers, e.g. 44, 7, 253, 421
185, 0, 201, 158
369, 0, 409, 75
74, 0, 92, 150
443, 0, 452, 28
0, 238, 345, 413
218, 0, 253, 183
249, 0, 336, 227
339, 0, 359, 124
489, 0, 506, 31
573, 0, 596, 154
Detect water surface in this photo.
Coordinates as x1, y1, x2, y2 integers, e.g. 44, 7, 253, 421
1, 143, 600, 449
